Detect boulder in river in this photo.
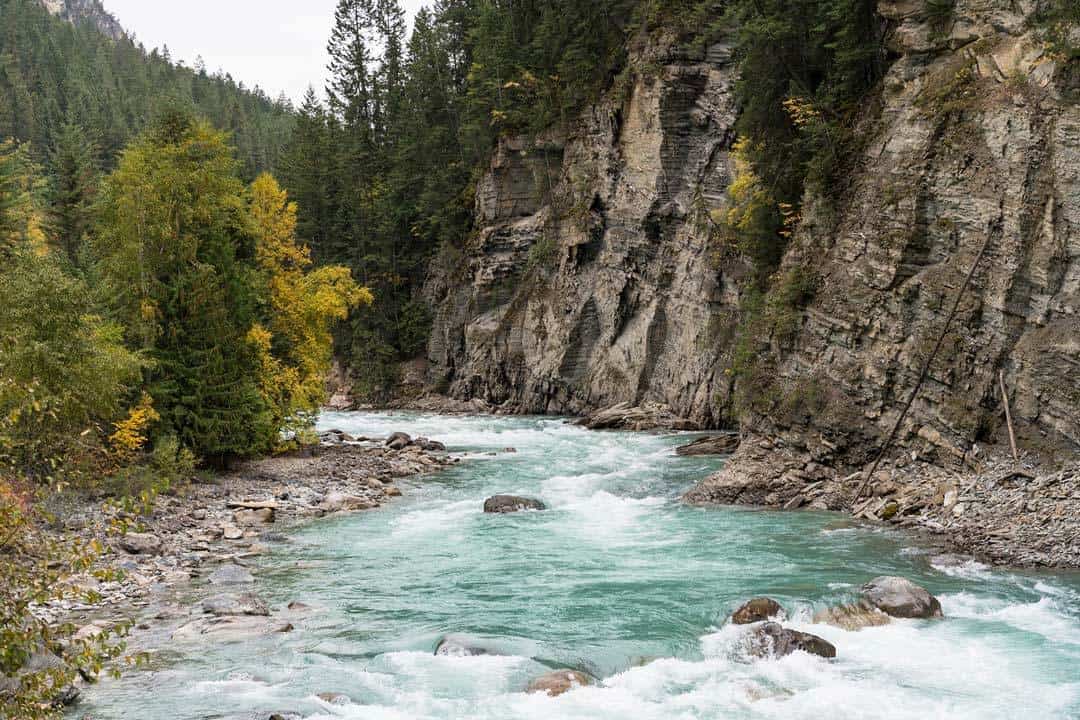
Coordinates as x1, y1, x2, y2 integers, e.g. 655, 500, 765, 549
483, 495, 546, 513
208, 563, 255, 585
861, 576, 943, 619
526, 670, 592, 697
731, 597, 785, 624
748, 622, 836, 659
203, 592, 269, 617
813, 600, 892, 630
119, 532, 162, 555
676, 435, 741, 456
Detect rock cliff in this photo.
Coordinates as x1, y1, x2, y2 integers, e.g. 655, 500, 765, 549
425, 0, 1079, 468
40, 0, 124, 41
425, 36, 745, 426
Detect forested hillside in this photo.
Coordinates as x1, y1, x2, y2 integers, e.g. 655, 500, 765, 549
0, 0, 294, 177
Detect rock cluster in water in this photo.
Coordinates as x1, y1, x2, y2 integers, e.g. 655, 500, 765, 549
733, 577, 943, 661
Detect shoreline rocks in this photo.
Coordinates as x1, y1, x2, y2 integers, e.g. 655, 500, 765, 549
683, 437, 1080, 569
577, 402, 701, 432
675, 434, 741, 456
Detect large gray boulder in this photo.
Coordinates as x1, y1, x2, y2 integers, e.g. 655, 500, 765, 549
861, 576, 943, 619
483, 495, 546, 513
386, 432, 412, 450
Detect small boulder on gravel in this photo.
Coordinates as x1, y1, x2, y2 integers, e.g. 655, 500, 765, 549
526, 670, 592, 697
861, 576, 943, 619
119, 532, 162, 555
208, 563, 255, 585
731, 597, 785, 624
748, 622, 836, 659
483, 495, 546, 513
203, 592, 269, 617
234, 507, 275, 525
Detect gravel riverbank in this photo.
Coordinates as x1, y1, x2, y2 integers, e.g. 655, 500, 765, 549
39, 438, 455, 651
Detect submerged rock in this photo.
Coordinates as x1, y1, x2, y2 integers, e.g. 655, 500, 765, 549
813, 600, 891, 630
731, 597, 785, 625
315, 692, 351, 705
861, 576, 943, 619
676, 435, 741, 456
526, 670, 592, 696
483, 495, 546, 513
748, 622, 836, 659
203, 592, 269, 617
434, 635, 496, 657
208, 563, 255, 585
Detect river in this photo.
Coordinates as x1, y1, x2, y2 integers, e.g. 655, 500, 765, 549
76, 412, 1080, 719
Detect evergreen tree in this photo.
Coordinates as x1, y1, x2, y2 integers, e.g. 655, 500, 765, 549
93, 112, 272, 463
47, 119, 99, 264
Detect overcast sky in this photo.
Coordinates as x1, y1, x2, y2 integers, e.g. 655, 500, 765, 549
103, 1, 427, 104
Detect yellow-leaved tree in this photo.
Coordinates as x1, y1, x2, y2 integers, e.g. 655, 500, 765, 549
247, 174, 372, 444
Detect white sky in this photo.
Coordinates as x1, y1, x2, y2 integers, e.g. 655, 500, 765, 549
102, 1, 427, 104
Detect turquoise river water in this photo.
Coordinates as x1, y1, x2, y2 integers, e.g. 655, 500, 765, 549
76, 412, 1080, 719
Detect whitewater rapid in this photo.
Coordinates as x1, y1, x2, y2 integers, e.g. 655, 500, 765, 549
75, 412, 1080, 719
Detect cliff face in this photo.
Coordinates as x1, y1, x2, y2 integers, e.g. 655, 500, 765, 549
425, 38, 745, 426
751, 0, 1080, 466
425, 0, 1079, 463
40, 0, 124, 41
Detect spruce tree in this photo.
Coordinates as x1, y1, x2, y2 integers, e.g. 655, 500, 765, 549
47, 119, 99, 264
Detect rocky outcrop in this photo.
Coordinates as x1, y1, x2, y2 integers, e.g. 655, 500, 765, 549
426, 1, 1078, 466
39, 0, 124, 41
676, 434, 740, 456
425, 35, 745, 426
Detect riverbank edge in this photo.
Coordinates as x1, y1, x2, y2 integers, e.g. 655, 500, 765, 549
683, 432, 1080, 569
42, 441, 457, 663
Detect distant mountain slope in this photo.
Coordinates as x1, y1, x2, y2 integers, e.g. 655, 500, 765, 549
0, 0, 293, 177
40, 0, 123, 40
